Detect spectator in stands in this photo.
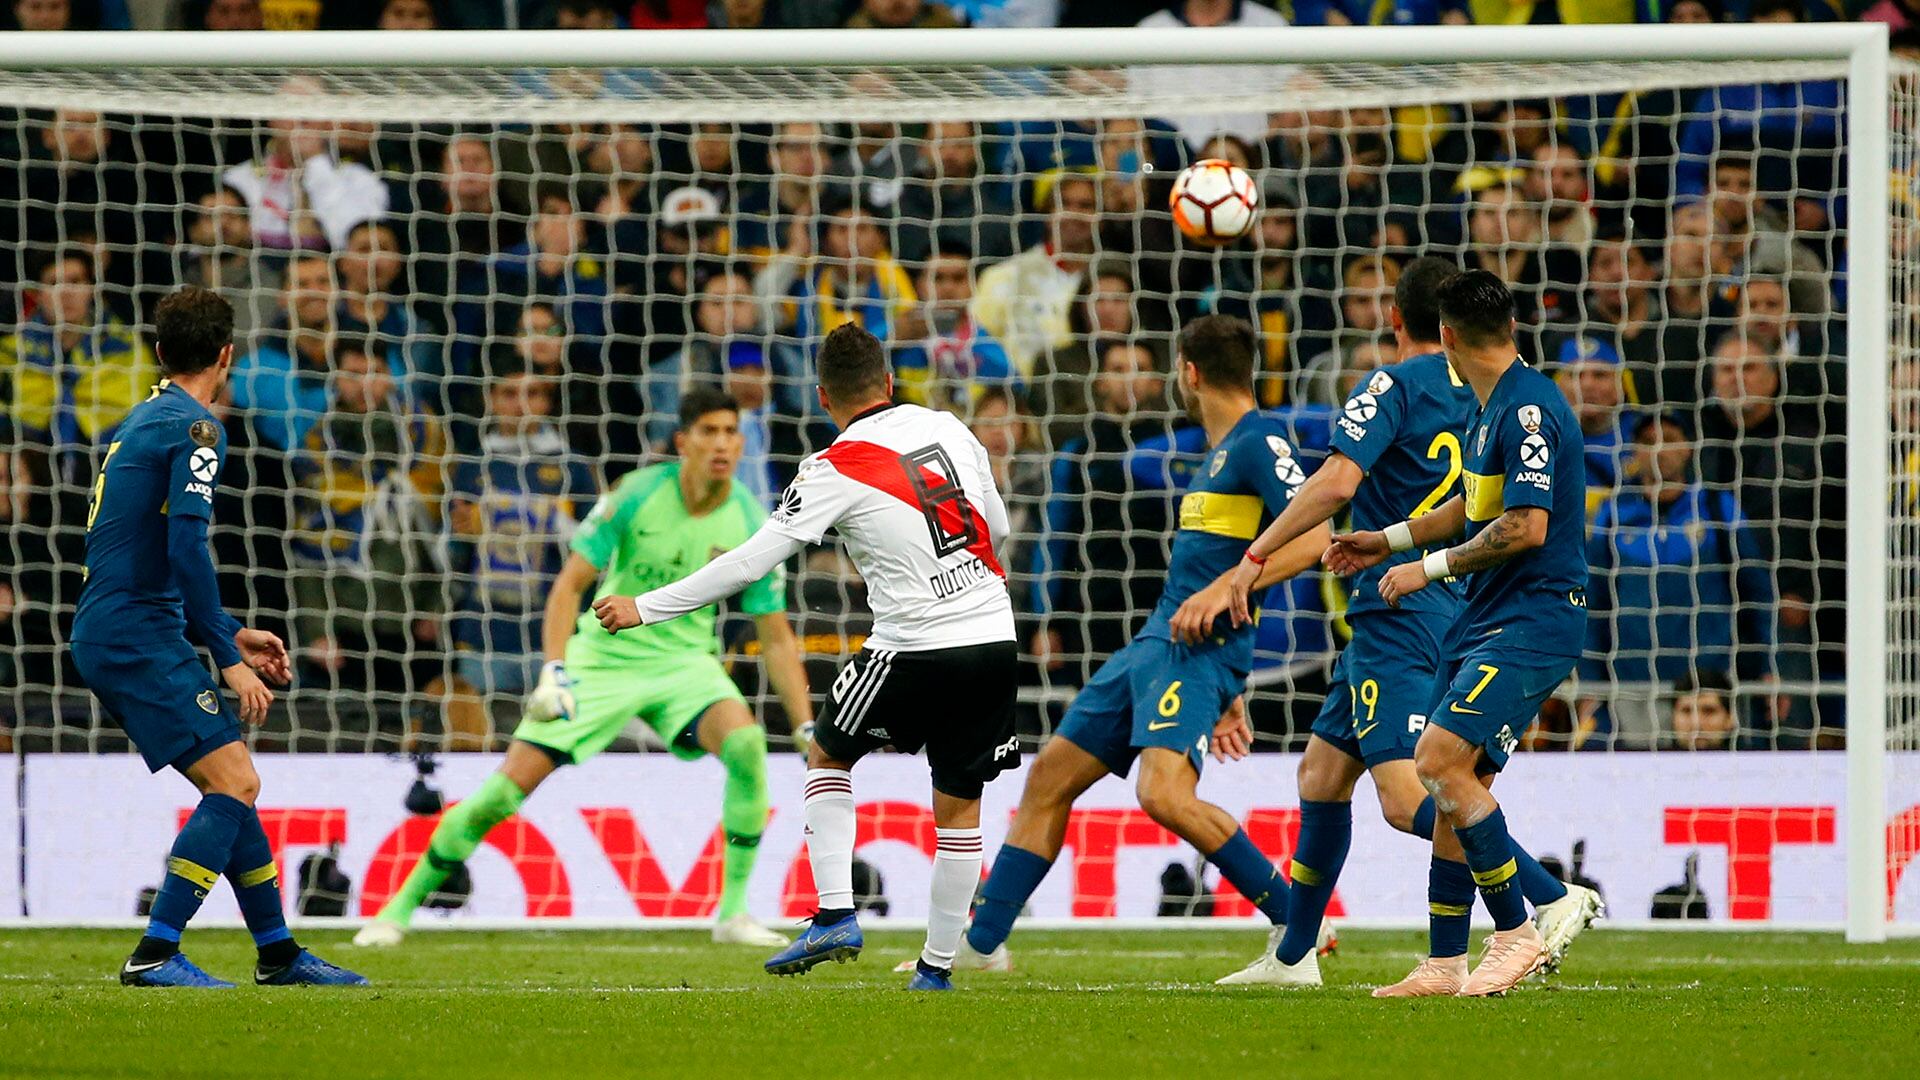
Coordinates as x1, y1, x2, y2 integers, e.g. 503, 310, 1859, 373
456, 184, 611, 377
1133, 0, 1291, 150
648, 267, 770, 448
175, 187, 280, 348
443, 353, 596, 747
825, 87, 908, 210
1, 110, 147, 312
1666, 668, 1739, 752
734, 121, 826, 258
338, 220, 445, 394
1527, 142, 1595, 250
554, 0, 621, 26
1293, 254, 1398, 407
1706, 151, 1828, 319
11, 0, 70, 29
0, 251, 156, 453
892, 246, 1016, 412
1221, 196, 1328, 408
893, 120, 1018, 266
194, 0, 264, 28
757, 191, 916, 351
1579, 230, 1666, 382
845, 0, 963, 28
1697, 333, 1833, 736
1583, 411, 1776, 695
1672, 0, 1844, 203
1031, 338, 1175, 682
409, 134, 525, 335
1552, 335, 1637, 514
966, 386, 1046, 647
1660, 201, 1716, 396
1463, 179, 1580, 348
378, 0, 437, 26
224, 77, 390, 252
230, 253, 339, 451
288, 340, 447, 699
627, 0, 708, 27
1294, 335, 1393, 411
973, 172, 1096, 377
1029, 258, 1142, 446
1732, 276, 1841, 413
1093, 118, 1181, 310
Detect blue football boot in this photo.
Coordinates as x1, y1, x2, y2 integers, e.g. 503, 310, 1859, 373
255, 949, 370, 987
120, 953, 234, 988
763, 912, 863, 976
906, 960, 954, 991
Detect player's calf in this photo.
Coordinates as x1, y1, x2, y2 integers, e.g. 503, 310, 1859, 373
1136, 750, 1290, 928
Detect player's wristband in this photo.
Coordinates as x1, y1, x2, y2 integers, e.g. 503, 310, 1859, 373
541, 660, 569, 685
1384, 521, 1416, 553
1422, 549, 1452, 582
1243, 549, 1268, 567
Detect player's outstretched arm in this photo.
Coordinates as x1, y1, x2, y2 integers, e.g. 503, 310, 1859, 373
526, 554, 600, 723
1172, 521, 1333, 643
596, 525, 803, 632
1378, 505, 1547, 607
1325, 493, 1465, 577
1227, 453, 1364, 621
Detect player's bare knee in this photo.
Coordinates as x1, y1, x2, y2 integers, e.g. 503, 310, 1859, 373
1377, 788, 1422, 833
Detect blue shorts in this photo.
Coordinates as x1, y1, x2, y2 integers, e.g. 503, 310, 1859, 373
71, 638, 242, 774
1426, 640, 1577, 772
1055, 637, 1243, 778
1310, 611, 1448, 768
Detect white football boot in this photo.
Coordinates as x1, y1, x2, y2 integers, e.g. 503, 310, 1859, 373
1215, 943, 1322, 987
893, 937, 1012, 973
351, 921, 406, 948
1532, 882, 1604, 975
712, 914, 791, 947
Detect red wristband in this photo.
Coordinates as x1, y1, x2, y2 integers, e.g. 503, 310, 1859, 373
1243, 550, 1268, 567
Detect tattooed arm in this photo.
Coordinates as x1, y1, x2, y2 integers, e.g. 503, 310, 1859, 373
1377, 507, 1547, 607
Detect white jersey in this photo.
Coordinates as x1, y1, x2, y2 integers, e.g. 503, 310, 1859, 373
767, 403, 1016, 652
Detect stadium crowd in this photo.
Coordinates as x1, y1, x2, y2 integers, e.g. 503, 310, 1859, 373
4, 0, 1914, 759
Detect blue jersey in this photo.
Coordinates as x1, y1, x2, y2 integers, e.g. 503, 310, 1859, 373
71, 381, 241, 664
1331, 352, 1476, 619
1458, 362, 1589, 657
1139, 409, 1305, 673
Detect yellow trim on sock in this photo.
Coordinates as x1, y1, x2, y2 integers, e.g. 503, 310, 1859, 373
1472, 858, 1518, 888
1289, 860, 1323, 887
235, 862, 278, 888
166, 857, 219, 891
1429, 902, 1472, 917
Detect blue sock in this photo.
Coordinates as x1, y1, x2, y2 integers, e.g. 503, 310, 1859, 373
1455, 807, 1529, 931
226, 806, 299, 963
1205, 828, 1290, 925
1276, 800, 1351, 964
1429, 857, 1474, 958
966, 845, 1052, 954
1513, 843, 1569, 907
1411, 796, 1437, 841
145, 794, 249, 946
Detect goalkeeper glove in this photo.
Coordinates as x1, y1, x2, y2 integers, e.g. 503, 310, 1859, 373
526, 661, 576, 724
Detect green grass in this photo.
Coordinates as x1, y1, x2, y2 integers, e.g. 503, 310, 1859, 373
1, 928, 1917, 1079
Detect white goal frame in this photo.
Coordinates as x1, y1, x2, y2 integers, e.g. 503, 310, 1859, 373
0, 23, 1895, 941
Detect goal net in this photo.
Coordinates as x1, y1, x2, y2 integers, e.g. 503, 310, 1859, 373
0, 26, 1909, 936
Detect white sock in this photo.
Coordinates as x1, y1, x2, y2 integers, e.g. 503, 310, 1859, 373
921, 827, 984, 970
803, 768, 857, 912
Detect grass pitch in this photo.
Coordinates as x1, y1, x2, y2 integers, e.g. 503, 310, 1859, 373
1, 927, 1916, 1079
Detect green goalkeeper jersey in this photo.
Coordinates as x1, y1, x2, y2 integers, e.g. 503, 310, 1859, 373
568, 463, 785, 663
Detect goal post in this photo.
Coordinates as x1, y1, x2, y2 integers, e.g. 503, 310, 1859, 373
0, 25, 1909, 936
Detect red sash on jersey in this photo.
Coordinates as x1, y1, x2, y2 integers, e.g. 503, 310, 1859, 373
821, 440, 1005, 578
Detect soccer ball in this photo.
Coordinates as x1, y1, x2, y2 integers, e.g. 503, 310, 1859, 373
1169, 159, 1258, 246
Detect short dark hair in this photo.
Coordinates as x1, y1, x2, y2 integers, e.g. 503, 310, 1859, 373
332, 337, 386, 368
1748, 0, 1799, 19
483, 345, 528, 382
1672, 667, 1734, 701
816, 323, 890, 404
153, 287, 235, 375
1394, 255, 1456, 344
1176, 314, 1257, 391
1435, 269, 1516, 349
679, 385, 740, 429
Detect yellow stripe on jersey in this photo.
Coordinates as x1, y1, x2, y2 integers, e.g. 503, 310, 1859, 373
1462, 469, 1506, 523
235, 862, 278, 888
1178, 491, 1262, 540
166, 856, 219, 891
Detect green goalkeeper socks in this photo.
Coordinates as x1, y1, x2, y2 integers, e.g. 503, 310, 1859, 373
377, 771, 527, 926
716, 724, 770, 922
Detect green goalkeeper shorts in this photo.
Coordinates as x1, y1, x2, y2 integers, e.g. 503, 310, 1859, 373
511, 649, 744, 765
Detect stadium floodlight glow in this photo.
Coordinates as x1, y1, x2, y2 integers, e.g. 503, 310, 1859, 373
0, 24, 1906, 943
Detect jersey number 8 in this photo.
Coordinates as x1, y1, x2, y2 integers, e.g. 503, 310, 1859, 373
899, 444, 980, 559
